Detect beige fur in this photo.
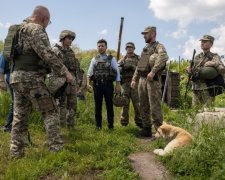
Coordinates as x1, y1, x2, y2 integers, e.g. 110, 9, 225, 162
153, 123, 193, 156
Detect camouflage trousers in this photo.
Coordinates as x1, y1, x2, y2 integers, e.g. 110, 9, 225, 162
59, 82, 77, 128
10, 82, 63, 158
120, 82, 141, 126
192, 89, 215, 107
138, 77, 163, 129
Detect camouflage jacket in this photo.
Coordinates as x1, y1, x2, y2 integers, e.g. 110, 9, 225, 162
11, 22, 67, 84
192, 51, 225, 90
132, 42, 168, 82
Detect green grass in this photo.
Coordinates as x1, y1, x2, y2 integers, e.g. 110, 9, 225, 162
0, 93, 142, 179
1, 61, 225, 179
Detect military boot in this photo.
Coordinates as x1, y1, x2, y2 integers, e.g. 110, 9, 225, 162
120, 119, 129, 126
135, 117, 143, 128
135, 122, 143, 128
139, 127, 152, 137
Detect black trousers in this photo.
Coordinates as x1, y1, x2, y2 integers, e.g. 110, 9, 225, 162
93, 81, 114, 128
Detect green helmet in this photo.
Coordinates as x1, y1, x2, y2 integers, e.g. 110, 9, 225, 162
113, 93, 129, 107
125, 42, 135, 49
199, 66, 218, 80
59, 30, 76, 42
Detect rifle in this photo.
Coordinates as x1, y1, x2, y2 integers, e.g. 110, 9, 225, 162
116, 17, 124, 61
184, 49, 196, 99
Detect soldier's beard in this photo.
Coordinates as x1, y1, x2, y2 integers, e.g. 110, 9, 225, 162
145, 38, 151, 43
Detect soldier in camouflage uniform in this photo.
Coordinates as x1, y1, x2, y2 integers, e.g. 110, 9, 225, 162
131, 26, 168, 137
188, 35, 225, 107
49, 30, 78, 128
9, 6, 73, 158
118, 42, 141, 127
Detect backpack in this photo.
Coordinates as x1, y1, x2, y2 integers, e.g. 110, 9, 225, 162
3, 24, 21, 62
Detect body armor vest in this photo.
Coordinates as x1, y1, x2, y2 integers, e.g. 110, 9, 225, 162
137, 42, 159, 76
92, 55, 117, 82
54, 44, 77, 71
120, 54, 139, 81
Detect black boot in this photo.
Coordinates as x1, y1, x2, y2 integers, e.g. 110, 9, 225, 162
139, 127, 152, 137
135, 122, 143, 128
120, 119, 128, 126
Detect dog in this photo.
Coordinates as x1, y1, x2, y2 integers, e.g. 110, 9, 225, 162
153, 123, 193, 156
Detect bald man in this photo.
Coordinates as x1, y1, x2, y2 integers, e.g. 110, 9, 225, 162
9, 5, 73, 158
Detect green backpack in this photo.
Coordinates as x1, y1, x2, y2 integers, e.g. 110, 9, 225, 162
3, 24, 21, 62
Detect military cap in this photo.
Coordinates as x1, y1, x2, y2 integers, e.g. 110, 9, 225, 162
200, 35, 214, 43
59, 30, 76, 41
141, 26, 156, 34
125, 42, 135, 49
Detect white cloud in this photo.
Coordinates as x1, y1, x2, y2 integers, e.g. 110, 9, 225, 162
182, 25, 225, 59
210, 25, 225, 55
97, 29, 108, 36
149, 0, 225, 38
149, 0, 225, 24
0, 22, 11, 29
182, 36, 201, 59
171, 28, 187, 39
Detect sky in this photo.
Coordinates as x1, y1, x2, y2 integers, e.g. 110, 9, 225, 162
1, 0, 225, 60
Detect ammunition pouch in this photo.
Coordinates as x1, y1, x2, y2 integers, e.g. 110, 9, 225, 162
31, 88, 56, 113
123, 64, 136, 71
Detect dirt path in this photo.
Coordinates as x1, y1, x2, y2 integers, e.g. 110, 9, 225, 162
128, 138, 172, 180
128, 152, 171, 180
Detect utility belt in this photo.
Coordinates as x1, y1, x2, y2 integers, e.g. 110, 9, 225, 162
94, 79, 113, 85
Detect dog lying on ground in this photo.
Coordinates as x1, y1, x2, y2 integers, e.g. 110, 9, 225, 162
153, 123, 193, 156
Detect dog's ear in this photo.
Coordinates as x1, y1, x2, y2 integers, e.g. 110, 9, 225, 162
160, 124, 169, 135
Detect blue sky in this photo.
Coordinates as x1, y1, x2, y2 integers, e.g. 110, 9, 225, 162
1, 0, 225, 60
